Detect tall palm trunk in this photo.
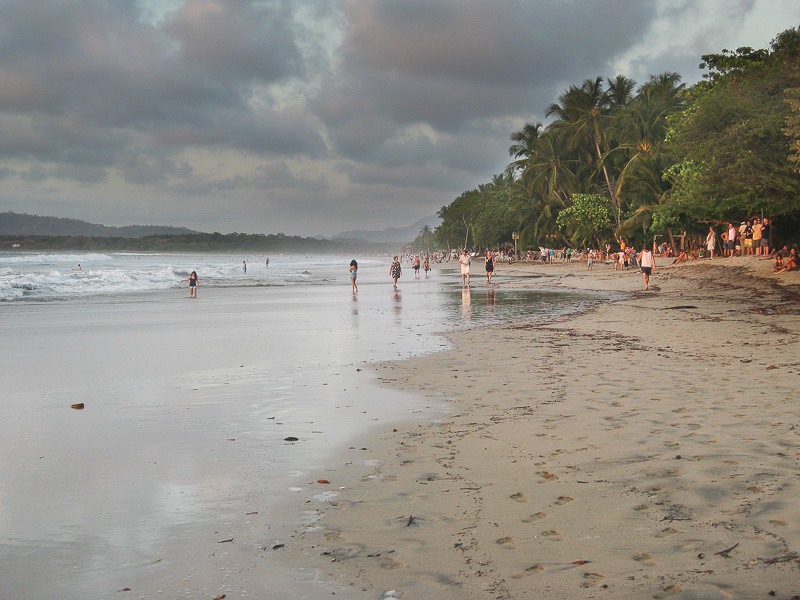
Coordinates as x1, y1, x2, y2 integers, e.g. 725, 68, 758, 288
594, 124, 621, 228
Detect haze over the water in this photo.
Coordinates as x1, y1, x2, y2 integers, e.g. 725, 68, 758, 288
0, 1, 796, 235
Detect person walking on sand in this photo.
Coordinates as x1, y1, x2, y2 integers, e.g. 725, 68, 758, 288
423, 256, 430, 278
389, 256, 402, 288
639, 246, 656, 290
413, 255, 421, 278
182, 271, 198, 298
485, 250, 494, 283
706, 226, 716, 259
349, 259, 358, 292
459, 249, 471, 286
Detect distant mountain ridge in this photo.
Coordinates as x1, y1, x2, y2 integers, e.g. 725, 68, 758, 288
332, 214, 440, 244
0, 212, 198, 238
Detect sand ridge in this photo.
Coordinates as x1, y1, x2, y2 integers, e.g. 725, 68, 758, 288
284, 257, 800, 599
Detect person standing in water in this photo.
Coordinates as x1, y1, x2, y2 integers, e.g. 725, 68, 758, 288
459, 249, 471, 286
349, 259, 358, 292
389, 256, 402, 288
484, 250, 494, 283
243, 260, 247, 273
182, 271, 198, 298
639, 246, 656, 290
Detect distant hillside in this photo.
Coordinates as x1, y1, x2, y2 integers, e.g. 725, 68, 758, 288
0, 212, 198, 238
332, 214, 440, 244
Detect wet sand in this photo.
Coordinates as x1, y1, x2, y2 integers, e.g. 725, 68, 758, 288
284, 257, 800, 599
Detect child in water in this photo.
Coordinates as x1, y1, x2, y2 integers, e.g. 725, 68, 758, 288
349, 259, 358, 292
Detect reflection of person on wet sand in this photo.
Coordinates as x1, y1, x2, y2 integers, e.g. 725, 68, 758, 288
461, 286, 471, 321
182, 271, 198, 298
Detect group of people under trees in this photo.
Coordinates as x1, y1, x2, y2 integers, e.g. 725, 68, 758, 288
703, 218, 798, 273
706, 219, 772, 259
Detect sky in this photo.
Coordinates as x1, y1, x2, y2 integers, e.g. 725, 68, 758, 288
0, 0, 797, 236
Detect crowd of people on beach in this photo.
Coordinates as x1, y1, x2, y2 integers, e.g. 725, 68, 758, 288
178, 223, 797, 298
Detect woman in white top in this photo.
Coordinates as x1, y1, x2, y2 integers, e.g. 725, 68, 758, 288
459, 249, 471, 286
705, 226, 716, 259
639, 246, 656, 291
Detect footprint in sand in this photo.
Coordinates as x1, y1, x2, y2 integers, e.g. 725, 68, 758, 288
496, 536, 515, 549
581, 572, 605, 588
675, 539, 705, 552
379, 557, 405, 570
510, 492, 527, 502
633, 503, 650, 512
511, 564, 544, 579
541, 530, 563, 542
522, 512, 547, 523
553, 495, 574, 506
769, 519, 788, 527
653, 584, 683, 598
663, 441, 680, 448
633, 552, 655, 566
655, 527, 678, 538
324, 530, 344, 541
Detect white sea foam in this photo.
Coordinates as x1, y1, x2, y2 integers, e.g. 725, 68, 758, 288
0, 252, 368, 301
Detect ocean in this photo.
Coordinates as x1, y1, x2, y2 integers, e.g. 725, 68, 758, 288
0, 251, 602, 599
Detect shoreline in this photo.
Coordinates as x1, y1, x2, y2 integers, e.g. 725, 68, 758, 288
282, 257, 800, 599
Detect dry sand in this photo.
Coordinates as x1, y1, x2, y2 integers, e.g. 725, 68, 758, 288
284, 256, 800, 599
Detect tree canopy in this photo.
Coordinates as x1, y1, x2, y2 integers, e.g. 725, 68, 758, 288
434, 25, 800, 251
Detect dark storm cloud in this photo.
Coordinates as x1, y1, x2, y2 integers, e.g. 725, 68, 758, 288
319, 0, 658, 165
0, 0, 793, 234
0, 0, 328, 177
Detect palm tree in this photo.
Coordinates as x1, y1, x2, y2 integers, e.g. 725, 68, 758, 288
607, 75, 637, 109
506, 122, 543, 177
547, 77, 622, 226
607, 73, 687, 238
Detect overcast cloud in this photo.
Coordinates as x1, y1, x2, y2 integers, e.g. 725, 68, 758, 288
0, 0, 797, 235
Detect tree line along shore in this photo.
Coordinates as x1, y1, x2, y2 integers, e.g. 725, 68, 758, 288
421, 26, 800, 256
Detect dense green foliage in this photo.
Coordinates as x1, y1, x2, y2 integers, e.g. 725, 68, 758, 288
435, 26, 800, 250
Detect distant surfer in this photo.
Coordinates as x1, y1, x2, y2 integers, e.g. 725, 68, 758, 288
266, 258, 270, 267
182, 271, 198, 298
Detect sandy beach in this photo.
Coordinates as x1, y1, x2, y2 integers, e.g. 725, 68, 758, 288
285, 257, 800, 599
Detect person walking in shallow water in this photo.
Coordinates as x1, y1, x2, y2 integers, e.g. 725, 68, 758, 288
484, 250, 494, 283
459, 249, 471, 286
349, 259, 358, 292
182, 271, 198, 298
639, 246, 656, 290
389, 256, 402, 288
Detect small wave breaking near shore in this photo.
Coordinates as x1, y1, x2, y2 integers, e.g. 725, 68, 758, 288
0, 252, 362, 302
